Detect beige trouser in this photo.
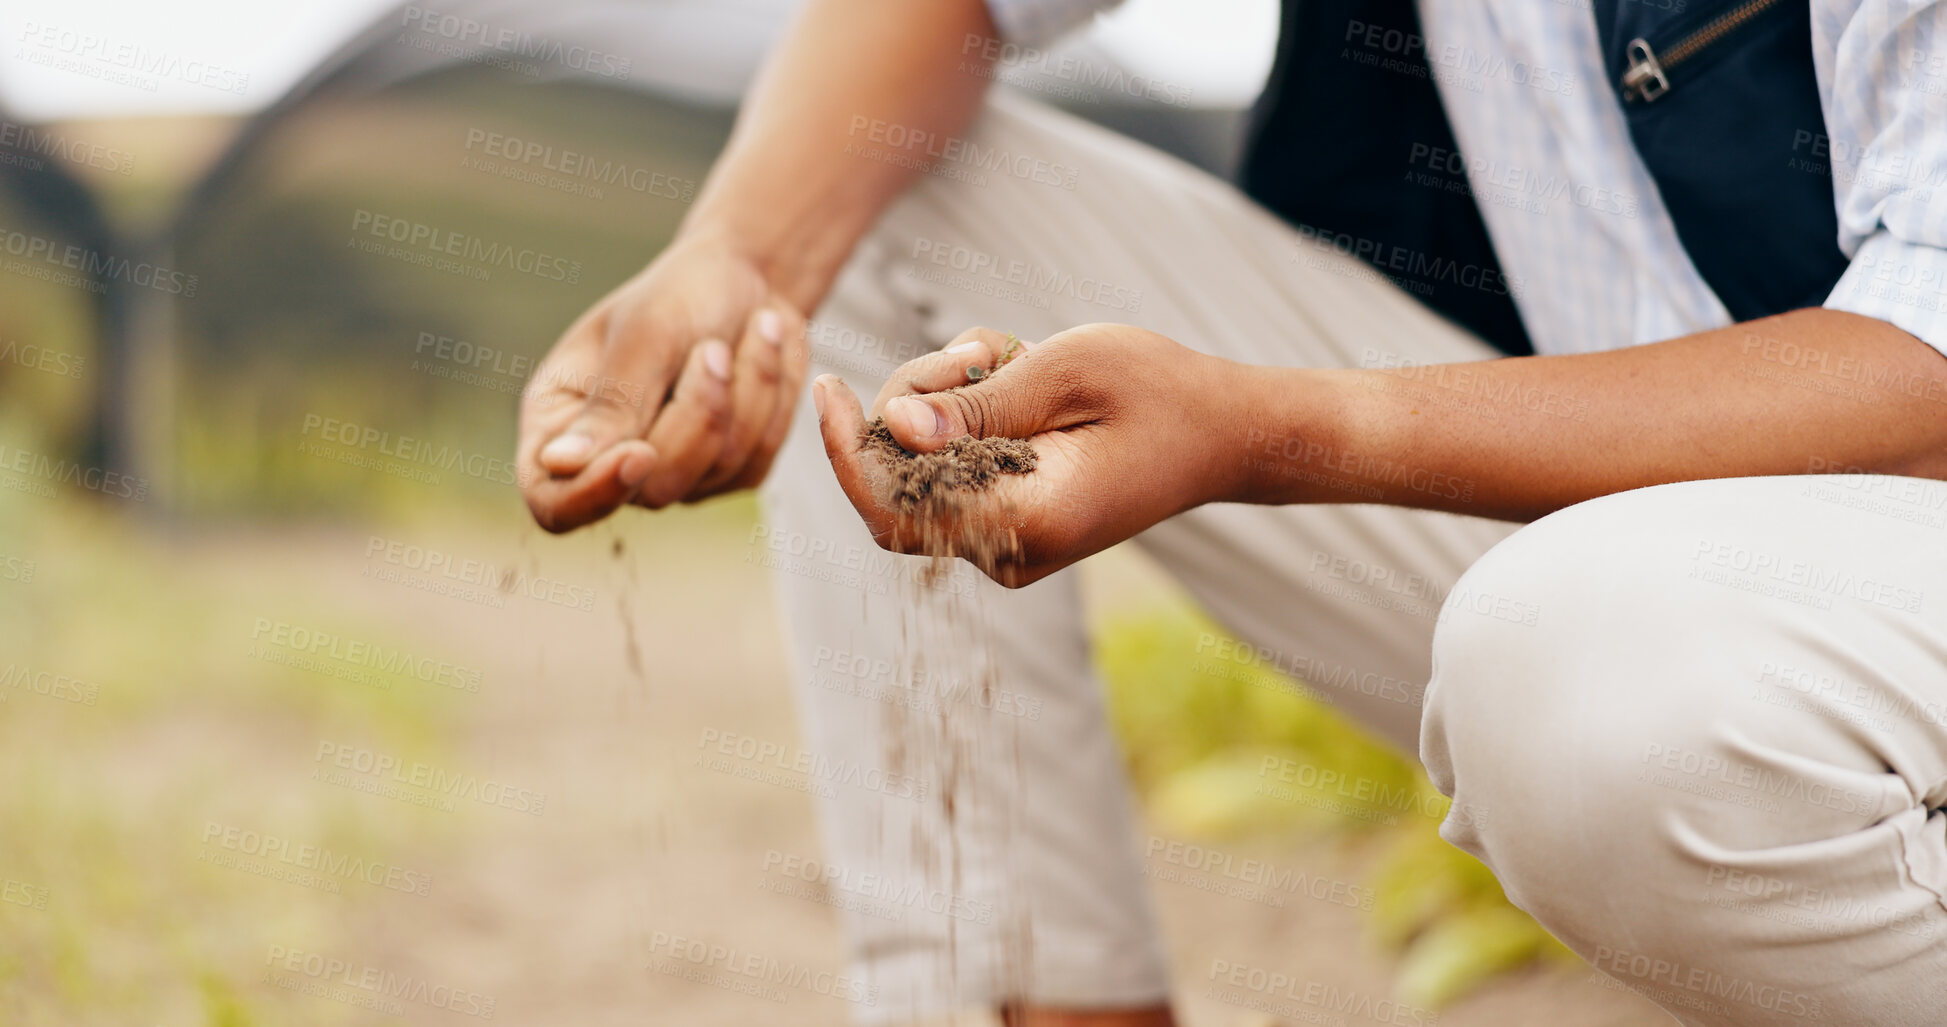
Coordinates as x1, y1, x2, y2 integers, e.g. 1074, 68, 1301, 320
758, 90, 1947, 1026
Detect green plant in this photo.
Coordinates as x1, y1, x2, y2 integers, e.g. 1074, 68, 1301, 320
1094, 602, 1571, 1009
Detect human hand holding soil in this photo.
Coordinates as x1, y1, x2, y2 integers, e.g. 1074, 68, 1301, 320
815, 323, 1248, 587
517, 231, 810, 532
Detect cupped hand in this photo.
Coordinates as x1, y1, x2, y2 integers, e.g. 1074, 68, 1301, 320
517, 232, 809, 532
814, 323, 1244, 587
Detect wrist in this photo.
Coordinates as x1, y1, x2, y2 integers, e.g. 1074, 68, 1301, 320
1209, 360, 1355, 506
678, 194, 856, 315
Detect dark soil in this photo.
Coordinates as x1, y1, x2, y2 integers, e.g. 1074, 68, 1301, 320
858, 417, 1037, 517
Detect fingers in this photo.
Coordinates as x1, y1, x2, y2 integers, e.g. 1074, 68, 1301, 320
694, 305, 792, 495
813, 374, 897, 545
724, 304, 811, 493
818, 372, 1052, 585
882, 361, 1065, 453
521, 438, 657, 534
870, 326, 1019, 419
519, 321, 600, 472
533, 308, 675, 477
633, 337, 736, 508
518, 356, 589, 489
517, 323, 659, 532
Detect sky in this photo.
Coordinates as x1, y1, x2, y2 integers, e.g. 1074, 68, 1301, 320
0, 0, 1277, 121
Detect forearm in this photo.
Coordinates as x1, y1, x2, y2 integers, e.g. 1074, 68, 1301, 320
1226, 308, 1947, 521
681, 0, 997, 312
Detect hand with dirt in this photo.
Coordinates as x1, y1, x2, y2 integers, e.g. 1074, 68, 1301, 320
814, 323, 1250, 587
517, 232, 810, 532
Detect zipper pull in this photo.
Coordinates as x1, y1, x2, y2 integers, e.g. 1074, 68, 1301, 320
1621, 37, 1670, 103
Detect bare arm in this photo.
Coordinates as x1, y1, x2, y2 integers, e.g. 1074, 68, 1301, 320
1233, 308, 1947, 520
687, 0, 1000, 311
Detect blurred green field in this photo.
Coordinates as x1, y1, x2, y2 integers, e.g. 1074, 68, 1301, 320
0, 492, 468, 1025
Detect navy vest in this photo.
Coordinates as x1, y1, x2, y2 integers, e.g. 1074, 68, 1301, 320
1239, 0, 1849, 356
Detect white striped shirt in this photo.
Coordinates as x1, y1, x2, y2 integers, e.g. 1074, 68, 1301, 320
984, 0, 1947, 358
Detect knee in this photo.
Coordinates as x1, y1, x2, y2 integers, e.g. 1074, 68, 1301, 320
1417, 486, 1752, 928
1413, 480, 1946, 1026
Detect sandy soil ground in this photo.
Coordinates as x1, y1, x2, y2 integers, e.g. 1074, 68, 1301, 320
177, 504, 1672, 1027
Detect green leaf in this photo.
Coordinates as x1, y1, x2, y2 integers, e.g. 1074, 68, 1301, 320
1395, 905, 1554, 1009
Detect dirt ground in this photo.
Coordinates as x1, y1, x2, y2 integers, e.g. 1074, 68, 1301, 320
162, 500, 1671, 1027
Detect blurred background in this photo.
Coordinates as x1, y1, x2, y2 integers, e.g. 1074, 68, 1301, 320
0, 1, 1668, 1023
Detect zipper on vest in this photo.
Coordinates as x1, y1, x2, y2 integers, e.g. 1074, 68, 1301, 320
1621, 0, 1780, 103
